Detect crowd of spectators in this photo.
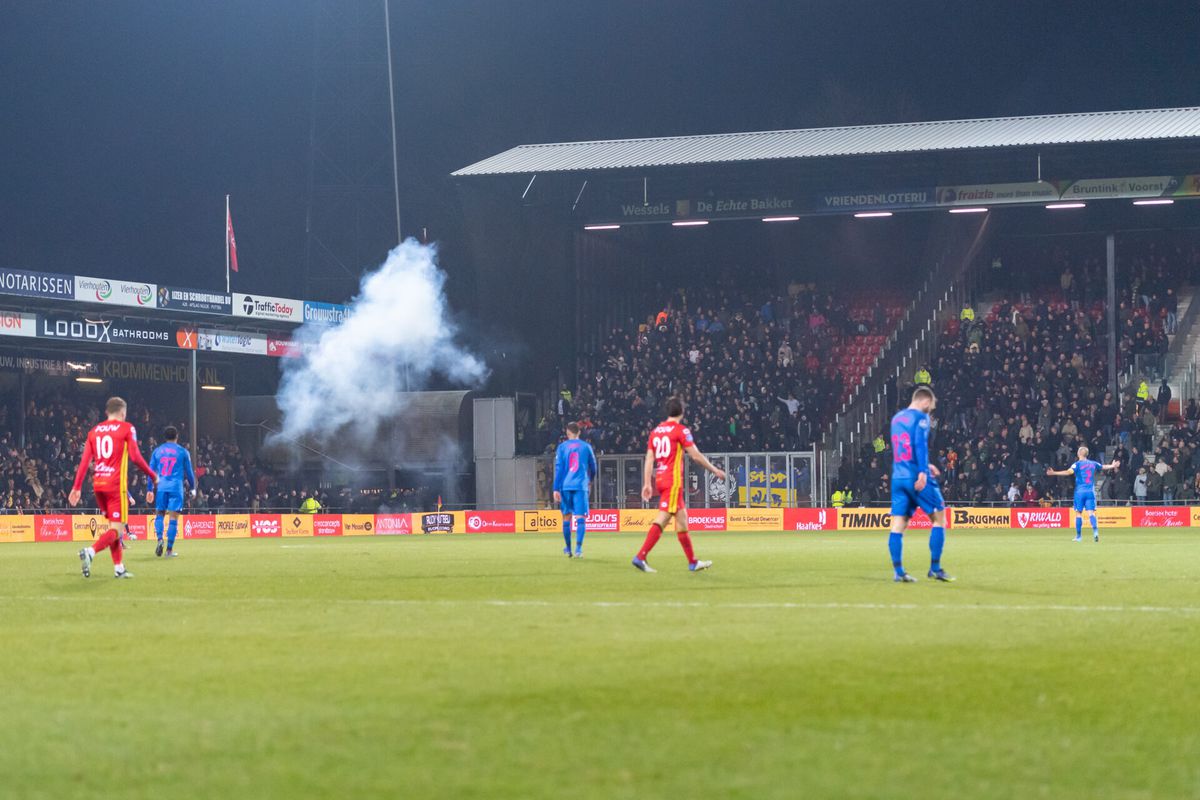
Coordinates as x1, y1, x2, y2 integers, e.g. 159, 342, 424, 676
846, 237, 1200, 505
561, 278, 901, 455
0, 394, 434, 514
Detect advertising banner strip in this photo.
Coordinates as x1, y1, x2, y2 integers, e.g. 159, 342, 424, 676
303, 301, 350, 326
37, 315, 176, 348
158, 286, 232, 315
817, 188, 935, 213
0, 353, 99, 377
233, 293, 304, 323
1010, 508, 1070, 529
75, 276, 157, 308
935, 182, 1058, 207
266, 337, 301, 358
783, 508, 837, 531
1131, 506, 1190, 527
215, 514, 251, 539
1057, 176, 1191, 201
196, 328, 270, 356
0, 268, 75, 300
373, 514, 414, 535
948, 507, 1013, 529
0, 311, 38, 339
726, 508, 783, 531
12, 508, 1200, 543
0, 517, 36, 543
838, 508, 939, 530
587, 174, 1200, 224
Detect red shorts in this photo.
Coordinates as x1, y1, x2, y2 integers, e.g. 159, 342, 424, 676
655, 477, 685, 514
93, 490, 127, 524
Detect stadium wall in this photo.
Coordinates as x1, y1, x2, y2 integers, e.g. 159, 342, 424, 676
0, 507, 1194, 542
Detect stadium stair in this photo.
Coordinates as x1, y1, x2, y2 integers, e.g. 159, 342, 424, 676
830, 292, 907, 403
1163, 285, 1199, 419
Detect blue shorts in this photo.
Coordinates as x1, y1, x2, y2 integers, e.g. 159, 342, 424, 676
890, 478, 945, 519
559, 489, 589, 518
1073, 490, 1096, 513
155, 489, 184, 513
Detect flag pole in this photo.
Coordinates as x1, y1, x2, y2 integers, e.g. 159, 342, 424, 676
225, 194, 231, 294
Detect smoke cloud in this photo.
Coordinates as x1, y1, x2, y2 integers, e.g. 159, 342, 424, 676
273, 239, 487, 455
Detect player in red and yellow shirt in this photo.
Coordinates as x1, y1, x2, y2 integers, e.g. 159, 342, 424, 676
632, 396, 727, 573
69, 397, 157, 578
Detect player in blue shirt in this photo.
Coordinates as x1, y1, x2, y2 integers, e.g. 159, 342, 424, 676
889, 386, 952, 582
1046, 446, 1120, 542
148, 426, 196, 558
553, 422, 597, 558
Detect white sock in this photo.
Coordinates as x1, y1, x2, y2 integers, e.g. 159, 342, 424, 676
85, 547, 95, 558
114, 565, 125, 575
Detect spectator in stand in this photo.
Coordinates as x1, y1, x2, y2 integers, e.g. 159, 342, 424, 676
1022, 482, 1039, 507
1133, 467, 1149, 503
914, 365, 932, 385
777, 339, 793, 368
1158, 379, 1172, 423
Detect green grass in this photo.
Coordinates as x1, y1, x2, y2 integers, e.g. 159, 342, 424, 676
2, 529, 1199, 799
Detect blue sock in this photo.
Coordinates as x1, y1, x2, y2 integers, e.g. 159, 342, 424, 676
929, 526, 944, 572
154, 514, 164, 541
1075, 516, 1083, 537
575, 517, 586, 551
889, 532, 904, 576
167, 519, 178, 550
562, 517, 571, 550
1089, 514, 1097, 534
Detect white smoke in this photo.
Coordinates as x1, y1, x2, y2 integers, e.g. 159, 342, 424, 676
273, 239, 487, 453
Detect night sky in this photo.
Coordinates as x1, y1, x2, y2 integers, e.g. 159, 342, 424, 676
2, 1, 1198, 301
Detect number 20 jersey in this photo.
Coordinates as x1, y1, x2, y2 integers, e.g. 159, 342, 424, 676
648, 420, 694, 491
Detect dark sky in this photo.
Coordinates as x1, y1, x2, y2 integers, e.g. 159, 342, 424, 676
2, 0, 1198, 298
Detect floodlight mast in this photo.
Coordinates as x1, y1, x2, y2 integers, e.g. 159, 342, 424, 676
384, 0, 402, 246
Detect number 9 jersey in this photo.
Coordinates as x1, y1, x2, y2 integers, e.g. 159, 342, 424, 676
648, 419, 694, 513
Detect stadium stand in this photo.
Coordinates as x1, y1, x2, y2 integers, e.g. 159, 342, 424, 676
0, 393, 434, 514
845, 235, 1200, 505
570, 279, 907, 455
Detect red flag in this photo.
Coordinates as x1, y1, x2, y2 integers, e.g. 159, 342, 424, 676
226, 205, 239, 273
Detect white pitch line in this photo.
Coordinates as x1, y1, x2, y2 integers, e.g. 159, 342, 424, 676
5, 595, 1200, 615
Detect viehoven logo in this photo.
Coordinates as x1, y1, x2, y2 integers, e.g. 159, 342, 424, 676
952, 509, 1009, 526
94, 280, 112, 301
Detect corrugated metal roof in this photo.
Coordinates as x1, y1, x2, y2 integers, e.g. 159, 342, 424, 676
452, 107, 1200, 177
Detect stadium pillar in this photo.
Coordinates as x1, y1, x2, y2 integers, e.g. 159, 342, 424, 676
189, 350, 198, 457
1106, 233, 1117, 398
17, 372, 26, 449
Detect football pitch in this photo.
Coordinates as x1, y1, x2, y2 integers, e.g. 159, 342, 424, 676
1, 529, 1198, 800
